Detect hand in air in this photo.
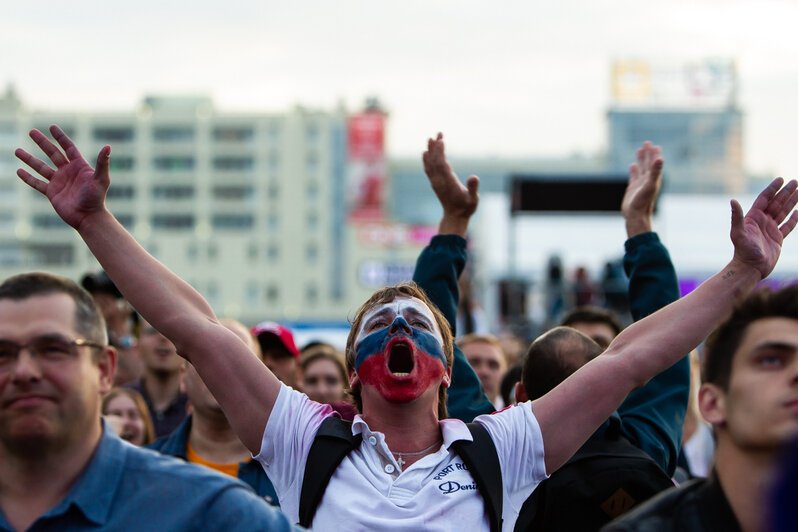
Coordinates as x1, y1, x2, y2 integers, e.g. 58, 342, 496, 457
731, 178, 798, 279
422, 133, 479, 219
622, 141, 663, 236
15, 125, 111, 229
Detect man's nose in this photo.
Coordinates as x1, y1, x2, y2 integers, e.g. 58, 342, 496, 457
389, 316, 412, 335
11, 350, 43, 383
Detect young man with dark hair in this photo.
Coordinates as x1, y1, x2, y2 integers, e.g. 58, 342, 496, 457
605, 284, 798, 532
0, 273, 293, 531
15, 126, 797, 530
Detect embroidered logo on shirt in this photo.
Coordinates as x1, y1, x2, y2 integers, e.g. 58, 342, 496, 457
438, 481, 478, 494
433, 462, 469, 480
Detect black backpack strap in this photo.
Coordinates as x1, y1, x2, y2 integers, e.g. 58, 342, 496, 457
451, 422, 503, 532
298, 416, 362, 528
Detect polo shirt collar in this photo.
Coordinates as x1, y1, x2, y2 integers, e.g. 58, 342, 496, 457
39, 419, 126, 527
350, 414, 473, 449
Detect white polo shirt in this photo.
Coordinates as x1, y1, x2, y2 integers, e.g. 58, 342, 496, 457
255, 384, 547, 531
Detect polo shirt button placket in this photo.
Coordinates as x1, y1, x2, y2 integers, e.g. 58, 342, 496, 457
368, 436, 377, 446
384, 464, 395, 474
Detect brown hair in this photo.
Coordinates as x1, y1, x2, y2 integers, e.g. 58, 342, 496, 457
301, 344, 348, 387
345, 282, 454, 419
703, 285, 798, 390
101, 387, 156, 445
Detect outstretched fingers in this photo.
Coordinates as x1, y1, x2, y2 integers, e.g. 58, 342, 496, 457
15, 148, 55, 180
50, 125, 84, 163
16, 167, 48, 194
750, 177, 784, 214
765, 179, 798, 222
28, 129, 69, 168
780, 210, 798, 238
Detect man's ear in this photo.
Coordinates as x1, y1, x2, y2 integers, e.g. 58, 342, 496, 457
98, 346, 117, 394
698, 383, 726, 427
441, 366, 453, 389
514, 381, 529, 403
348, 369, 360, 391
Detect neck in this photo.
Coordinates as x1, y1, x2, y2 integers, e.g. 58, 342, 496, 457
188, 412, 250, 464
143, 370, 181, 411
360, 391, 442, 453
713, 437, 778, 532
0, 423, 102, 532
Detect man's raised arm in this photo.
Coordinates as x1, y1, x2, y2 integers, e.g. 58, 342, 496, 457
533, 177, 798, 474
412, 133, 494, 420
16, 126, 279, 453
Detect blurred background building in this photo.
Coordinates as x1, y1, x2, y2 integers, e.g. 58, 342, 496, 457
0, 59, 795, 345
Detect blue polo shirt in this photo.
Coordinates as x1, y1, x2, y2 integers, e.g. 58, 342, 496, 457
0, 421, 296, 531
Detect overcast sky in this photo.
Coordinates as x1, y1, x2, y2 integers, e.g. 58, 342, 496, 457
3, 0, 797, 177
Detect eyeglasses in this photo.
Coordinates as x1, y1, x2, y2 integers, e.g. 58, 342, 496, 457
0, 335, 104, 366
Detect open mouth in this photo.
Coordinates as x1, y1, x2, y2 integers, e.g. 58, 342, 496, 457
388, 340, 415, 377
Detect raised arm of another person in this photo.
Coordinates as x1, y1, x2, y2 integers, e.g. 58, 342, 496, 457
412, 133, 494, 420
16, 126, 278, 453
615, 141, 688, 474
533, 177, 798, 474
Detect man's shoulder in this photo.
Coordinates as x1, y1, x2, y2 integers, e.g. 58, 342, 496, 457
602, 478, 711, 532
121, 441, 240, 490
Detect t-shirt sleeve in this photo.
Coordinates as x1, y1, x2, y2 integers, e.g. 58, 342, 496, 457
253, 384, 334, 518
475, 402, 548, 512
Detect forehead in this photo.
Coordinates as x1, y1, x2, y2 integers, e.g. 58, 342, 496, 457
462, 341, 503, 360
731, 317, 798, 368
0, 293, 78, 340
358, 296, 437, 330
107, 394, 137, 410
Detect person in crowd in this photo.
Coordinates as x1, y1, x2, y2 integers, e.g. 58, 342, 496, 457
80, 270, 141, 385
125, 318, 187, 438
299, 343, 359, 420
457, 334, 508, 409
15, 126, 797, 530
605, 284, 798, 532
251, 322, 302, 390
677, 351, 715, 479
0, 272, 295, 531
102, 387, 155, 446
419, 138, 691, 529
560, 305, 624, 350
150, 319, 280, 506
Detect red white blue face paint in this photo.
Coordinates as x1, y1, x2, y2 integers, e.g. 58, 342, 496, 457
354, 298, 447, 403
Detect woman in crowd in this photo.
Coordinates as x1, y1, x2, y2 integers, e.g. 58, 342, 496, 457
102, 387, 156, 446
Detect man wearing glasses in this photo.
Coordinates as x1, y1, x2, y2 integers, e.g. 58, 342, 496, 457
0, 273, 294, 531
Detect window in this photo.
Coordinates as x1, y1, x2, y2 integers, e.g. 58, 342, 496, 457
306, 182, 319, 201
93, 127, 134, 142
266, 284, 279, 302
267, 214, 279, 231
30, 244, 73, 265
212, 214, 254, 230
152, 186, 194, 200
213, 126, 253, 142
213, 185, 254, 200
247, 243, 258, 261
106, 185, 135, 200
32, 214, 68, 229
267, 183, 279, 200
306, 212, 319, 230
109, 156, 135, 171
306, 151, 319, 174
306, 284, 318, 304
306, 243, 318, 262
153, 156, 194, 171
267, 244, 279, 261
306, 123, 319, 143
151, 214, 194, 230
268, 152, 280, 173
153, 126, 194, 142
213, 156, 253, 171
0, 244, 21, 266
115, 214, 134, 228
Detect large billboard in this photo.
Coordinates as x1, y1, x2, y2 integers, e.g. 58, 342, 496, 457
347, 112, 387, 220
611, 59, 737, 108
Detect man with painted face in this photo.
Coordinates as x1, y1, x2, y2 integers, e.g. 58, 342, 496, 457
15, 126, 798, 530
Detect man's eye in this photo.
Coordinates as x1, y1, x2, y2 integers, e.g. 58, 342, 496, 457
35, 340, 73, 357
0, 344, 16, 359
758, 354, 784, 368
411, 320, 429, 329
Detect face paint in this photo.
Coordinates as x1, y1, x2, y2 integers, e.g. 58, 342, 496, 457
354, 299, 448, 404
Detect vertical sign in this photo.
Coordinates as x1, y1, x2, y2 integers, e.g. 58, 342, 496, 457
348, 112, 386, 220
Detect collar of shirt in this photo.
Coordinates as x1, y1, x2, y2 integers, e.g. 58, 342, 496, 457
37, 419, 123, 527
350, 414, 473, 453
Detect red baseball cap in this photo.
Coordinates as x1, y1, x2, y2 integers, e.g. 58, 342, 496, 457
250, 322, 300, 359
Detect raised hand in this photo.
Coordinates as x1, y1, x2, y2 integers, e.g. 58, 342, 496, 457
730, 178, 798, 279
622, 141, 663, 237
422, 133, 479, 236
15, 125, 111, 230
